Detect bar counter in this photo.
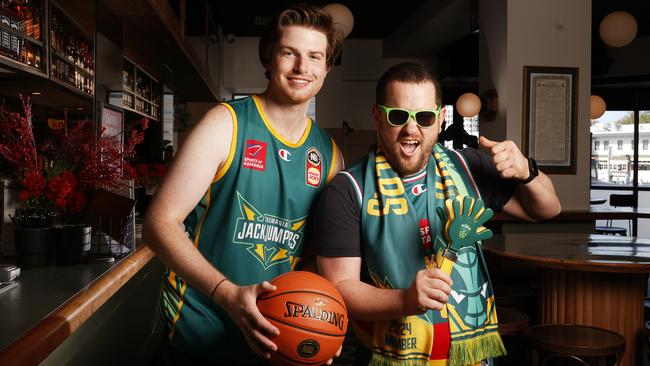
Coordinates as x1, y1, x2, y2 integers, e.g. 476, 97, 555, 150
484, 233, 650, 366
0, 245, 155, 365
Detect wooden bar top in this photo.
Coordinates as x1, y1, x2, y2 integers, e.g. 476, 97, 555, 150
492, 207, 650, 221
483, 233, 650, 273
0, 245, 154, 366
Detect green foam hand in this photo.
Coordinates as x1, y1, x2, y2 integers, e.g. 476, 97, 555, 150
436, 196, 494, 251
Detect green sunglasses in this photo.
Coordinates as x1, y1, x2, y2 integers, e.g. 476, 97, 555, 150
378, 104, 442, 128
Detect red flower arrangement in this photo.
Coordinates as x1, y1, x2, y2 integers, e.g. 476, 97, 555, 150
135, 162, 168, 193
0, 97, 148, 224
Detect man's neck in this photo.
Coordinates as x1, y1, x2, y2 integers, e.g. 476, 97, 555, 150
258, 91, 310, 144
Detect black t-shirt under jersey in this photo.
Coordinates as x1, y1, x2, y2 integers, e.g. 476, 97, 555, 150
314, 148, 517, 257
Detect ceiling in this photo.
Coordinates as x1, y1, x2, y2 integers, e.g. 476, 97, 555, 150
181, 0, 431, 39
178, 0, 649, 82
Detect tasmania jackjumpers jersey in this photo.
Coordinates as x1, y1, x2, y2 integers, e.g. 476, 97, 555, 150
155, 95, 338, 364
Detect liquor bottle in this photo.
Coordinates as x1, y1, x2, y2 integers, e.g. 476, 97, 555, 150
50, 13, 57, 51
25, 41, 33, 65
0, 1, 10, 27
33, 44, 39, 68
9, 3, 19, 60
31, 4, 38, 40
24, 0, 33, 37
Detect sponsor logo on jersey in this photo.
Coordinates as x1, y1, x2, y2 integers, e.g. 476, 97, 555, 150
412, 184, 427, 196
278, 149, 291, 162
305, 147, 322, 187
419, 219, 432, 252
233, 192, 306, 269
243, 140, 267, 171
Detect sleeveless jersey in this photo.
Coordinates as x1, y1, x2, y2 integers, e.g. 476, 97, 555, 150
155, 95, 338, 364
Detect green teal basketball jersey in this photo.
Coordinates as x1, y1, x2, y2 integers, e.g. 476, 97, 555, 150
156, 95, 338, 363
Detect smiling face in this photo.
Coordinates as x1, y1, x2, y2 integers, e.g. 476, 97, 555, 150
265, 25, 329, 105
372, 81, 445, 176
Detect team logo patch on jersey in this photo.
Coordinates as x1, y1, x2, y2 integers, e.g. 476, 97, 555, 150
412, 184, 427, 196
305, 147, 322, 187
233, 192, 306, 270
243, 140, 267, 171
278, 149, 292, 162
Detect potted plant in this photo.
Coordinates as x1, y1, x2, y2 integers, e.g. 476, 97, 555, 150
0, 97, 148, 264
9, 206, 57, 265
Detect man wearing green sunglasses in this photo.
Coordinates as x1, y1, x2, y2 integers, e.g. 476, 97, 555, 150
314, 62, 561, 365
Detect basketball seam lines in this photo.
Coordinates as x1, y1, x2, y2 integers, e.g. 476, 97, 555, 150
258, 290, 347, 309
264, 314, 346, 338
273, 348, 325, 365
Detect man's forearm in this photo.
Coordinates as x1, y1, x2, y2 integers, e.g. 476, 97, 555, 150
335, 279, 408, 322
517, 172, 561, 220
143, 217, 224, 299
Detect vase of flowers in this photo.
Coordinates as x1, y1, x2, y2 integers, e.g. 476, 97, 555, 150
0, 97, 148, 264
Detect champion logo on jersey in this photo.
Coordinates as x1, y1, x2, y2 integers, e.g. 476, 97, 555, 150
278, 149, 292, 162
243, 140, 267, 171
412, 184, 427, 196
305, 147, 322, 188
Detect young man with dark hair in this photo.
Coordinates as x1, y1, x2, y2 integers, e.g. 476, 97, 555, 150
145, 4, 344, 365
315, 62, 560, 365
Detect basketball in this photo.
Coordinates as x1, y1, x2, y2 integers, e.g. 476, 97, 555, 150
257, 271, 348, 366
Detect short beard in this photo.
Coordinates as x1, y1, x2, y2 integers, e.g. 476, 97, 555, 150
379, 137, 434, 177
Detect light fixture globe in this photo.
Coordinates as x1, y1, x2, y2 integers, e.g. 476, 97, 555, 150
590, 95, 607, 119
599, 11, 638, 47
456, 93, 482, 117
323, 3, 354, 38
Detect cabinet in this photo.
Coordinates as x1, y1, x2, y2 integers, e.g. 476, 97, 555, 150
49, 2, 93, 96
122, 58, 160, 121
0, 0, 45, 75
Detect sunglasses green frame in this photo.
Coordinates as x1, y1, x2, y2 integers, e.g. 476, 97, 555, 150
377, 104, 442, 128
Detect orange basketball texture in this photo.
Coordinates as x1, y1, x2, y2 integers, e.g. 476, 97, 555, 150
257, 271, 348, 366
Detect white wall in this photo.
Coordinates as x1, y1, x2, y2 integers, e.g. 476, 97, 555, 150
318, 39, 433, 130
223, 36, 267, 95
188, 36, 221, 94
480, 0, 592, 210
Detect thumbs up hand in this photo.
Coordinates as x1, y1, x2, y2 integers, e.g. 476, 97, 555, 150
479, 136, 530, 181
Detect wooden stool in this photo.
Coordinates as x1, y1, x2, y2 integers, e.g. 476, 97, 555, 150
524, 324, 625, 366
497, 307, 529, 335
496, 307, 530, 366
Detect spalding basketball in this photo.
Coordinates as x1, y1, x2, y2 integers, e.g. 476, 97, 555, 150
257, 271, 348, 366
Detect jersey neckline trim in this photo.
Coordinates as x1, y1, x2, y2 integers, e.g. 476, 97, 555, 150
252, 94, 312, 148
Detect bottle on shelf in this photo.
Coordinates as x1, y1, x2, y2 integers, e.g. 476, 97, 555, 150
31, 4, 39, 40
50, 13, 56, 51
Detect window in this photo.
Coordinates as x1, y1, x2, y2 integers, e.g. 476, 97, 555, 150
441, 105, 479, 149
644, 140, 649, 150
590, 111, 632, 186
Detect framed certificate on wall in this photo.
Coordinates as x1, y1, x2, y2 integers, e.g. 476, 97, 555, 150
522, 66, 578, 174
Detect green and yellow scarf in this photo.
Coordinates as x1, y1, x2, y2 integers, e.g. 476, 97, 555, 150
347, 144, 505, 366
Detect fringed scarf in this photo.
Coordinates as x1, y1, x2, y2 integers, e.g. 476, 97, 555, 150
349, 144, 505, 366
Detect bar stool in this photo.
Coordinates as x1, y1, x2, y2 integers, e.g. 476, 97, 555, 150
523, 324, 625, 366
497, 307, 529, 336
496, 307, 529, 366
